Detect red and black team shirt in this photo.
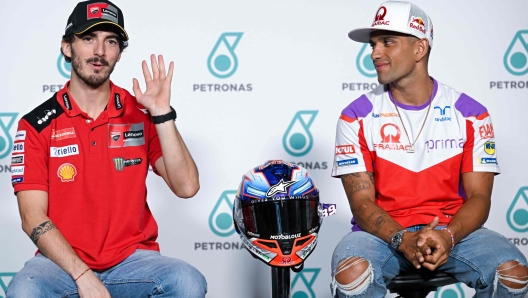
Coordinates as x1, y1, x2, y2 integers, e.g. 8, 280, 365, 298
11, 81, 163, 270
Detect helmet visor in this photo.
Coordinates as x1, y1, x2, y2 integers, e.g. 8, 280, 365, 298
240, 198, 319, 238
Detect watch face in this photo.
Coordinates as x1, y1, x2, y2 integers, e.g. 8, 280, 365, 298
391, 231, 403, 249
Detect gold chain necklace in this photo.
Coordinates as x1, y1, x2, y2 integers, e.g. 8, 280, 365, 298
392, 87, 433, 153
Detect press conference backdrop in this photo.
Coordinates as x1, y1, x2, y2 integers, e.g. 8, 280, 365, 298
1, 0, 527, 297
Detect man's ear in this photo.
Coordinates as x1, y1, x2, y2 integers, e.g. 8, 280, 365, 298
415, 38, 429, 62
61, 40, 72, 60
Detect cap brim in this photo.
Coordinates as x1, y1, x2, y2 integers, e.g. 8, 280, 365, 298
348, 27, 415, 43
74, 20, 129, 41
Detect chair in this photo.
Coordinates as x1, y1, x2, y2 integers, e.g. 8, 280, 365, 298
387, 269, 458, 298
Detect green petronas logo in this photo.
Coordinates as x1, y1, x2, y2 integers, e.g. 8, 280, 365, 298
356, 44, 377, 78
209, 190, 237, 237
283, 111, 318, 157
504, 30, 528, 76
0, 272, 17, 298
0, 113, 18, 160
507, 187, 528, 232
291, 268, 320, 298
435, 282, 465, 298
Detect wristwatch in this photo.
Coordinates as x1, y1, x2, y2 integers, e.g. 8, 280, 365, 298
390, 229, 408, 250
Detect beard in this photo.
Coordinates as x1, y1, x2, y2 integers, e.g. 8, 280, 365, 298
71, 48, 117, 89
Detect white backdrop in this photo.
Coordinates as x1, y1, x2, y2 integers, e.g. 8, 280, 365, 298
1, 0, 527, 297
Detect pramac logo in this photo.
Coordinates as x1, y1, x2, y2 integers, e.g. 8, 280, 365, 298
375, 123, 412, 151
380, 123, 401, 143
372, 6, 389, 26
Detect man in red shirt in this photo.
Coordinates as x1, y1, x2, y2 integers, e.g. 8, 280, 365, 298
7, 1, 207, 297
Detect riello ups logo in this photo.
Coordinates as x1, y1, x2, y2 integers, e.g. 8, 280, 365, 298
342, 44, 380, 92
291, 268, 320, 298
0, 272, 17, 298
434, 283, 465, 298
490, 30, 528, 90
193, 32, 252, 93
194, 190, 245, 251
282, 111, 327, 171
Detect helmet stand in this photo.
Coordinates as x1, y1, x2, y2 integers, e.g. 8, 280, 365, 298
271, 267, 290, 298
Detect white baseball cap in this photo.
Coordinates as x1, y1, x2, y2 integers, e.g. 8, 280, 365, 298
348, 1, 434, 48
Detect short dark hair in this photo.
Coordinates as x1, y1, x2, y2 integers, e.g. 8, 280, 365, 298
60, 25, 128, 63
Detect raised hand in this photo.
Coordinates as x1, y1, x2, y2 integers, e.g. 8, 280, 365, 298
132, 54, 174, 116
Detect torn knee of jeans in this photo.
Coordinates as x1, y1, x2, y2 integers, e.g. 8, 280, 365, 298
494, 260, 528, 291
332, 257, 373, 296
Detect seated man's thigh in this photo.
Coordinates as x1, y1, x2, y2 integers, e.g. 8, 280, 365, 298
439, 228, 528, 292
103, 250, 207, 298
7, 254, 78, 297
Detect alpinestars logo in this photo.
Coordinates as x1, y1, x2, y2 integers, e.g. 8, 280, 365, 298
266, 179, 297, 198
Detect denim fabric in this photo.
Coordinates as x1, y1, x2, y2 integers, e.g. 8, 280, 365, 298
6, 249, 207, 298
331, 227, 528, 298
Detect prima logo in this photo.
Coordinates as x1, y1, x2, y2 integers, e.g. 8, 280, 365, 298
434, 282, 465, 298
57, 54, 71, 79
507, 187, 528, 232
207, 33, 243, 79
283, 111, 318, 157
0, 272, 17, 297
0, 113, 18, 160
291, 268, 320, 298
356, 44, 377, 78
504, 30, 528, 76
209, 190, 237, 237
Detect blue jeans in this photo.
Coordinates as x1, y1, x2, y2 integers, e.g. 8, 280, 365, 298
6, 249, 207, 297
331, 227, 528, 298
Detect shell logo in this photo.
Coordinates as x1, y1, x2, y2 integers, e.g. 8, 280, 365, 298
57, 163, 77, 182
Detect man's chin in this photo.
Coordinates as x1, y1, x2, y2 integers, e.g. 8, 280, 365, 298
377, 75, 393, 85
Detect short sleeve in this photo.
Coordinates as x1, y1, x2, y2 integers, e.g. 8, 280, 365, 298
332, 96, 374, 177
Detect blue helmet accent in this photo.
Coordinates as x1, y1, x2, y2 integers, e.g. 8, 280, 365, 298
238, 160, 319, 202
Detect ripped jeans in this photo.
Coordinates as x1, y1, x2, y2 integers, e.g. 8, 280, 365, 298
330, 227, 528, 298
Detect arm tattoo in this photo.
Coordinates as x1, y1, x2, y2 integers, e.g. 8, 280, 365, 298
367, 172, 375, 185
30, 221, 57, 246
342, 173, 371, 194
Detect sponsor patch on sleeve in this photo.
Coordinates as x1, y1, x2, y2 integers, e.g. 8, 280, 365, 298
11, 155, 24, 165
479, 158, 497, 165
11, 166, 25, 175
12, 177, 24, 185
14, 130, 26, 141
337, 158, 359, 167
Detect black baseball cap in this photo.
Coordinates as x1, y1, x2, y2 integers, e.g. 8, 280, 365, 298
65, 0, 128, 41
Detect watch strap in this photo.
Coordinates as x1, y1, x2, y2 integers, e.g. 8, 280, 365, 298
151, 106, 176, 124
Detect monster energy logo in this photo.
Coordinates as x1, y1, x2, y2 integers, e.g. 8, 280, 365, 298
113, 158, 142, 171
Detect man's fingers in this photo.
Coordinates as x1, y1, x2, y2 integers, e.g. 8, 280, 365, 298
425, 216, 440, 230
141, 60, 152, 83
166, 61, 174, 83
158, 55, 166, 79
150, 54, 159, 80
132, 78, 143, 98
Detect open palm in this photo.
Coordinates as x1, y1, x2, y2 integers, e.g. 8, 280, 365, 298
132, 54, 174, 115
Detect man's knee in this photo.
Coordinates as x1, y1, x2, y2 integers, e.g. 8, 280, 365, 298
333, 257, 373, 295
160, 260, 207, 297
496, 260, 528, 290
7, 274, 48, 298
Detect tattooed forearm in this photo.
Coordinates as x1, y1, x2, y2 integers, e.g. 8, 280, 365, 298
367, 172, 375, 185
30, 221, 57, 246
341, 173, 372, 194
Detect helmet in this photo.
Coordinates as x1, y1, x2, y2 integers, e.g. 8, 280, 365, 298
233, 160, 322, 269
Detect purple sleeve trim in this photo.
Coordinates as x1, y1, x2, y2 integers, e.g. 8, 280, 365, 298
388, 77, 438, 111
341, 95, 373, 119
454, 93, 488, 118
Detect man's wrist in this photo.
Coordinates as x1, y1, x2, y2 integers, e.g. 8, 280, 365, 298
151, 106, 176, 124
390, 229, 408, 250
